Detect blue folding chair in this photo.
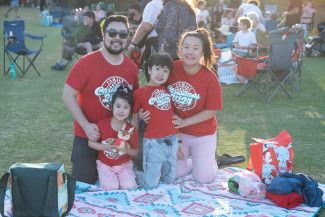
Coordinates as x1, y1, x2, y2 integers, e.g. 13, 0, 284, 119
3, 20, 46, 78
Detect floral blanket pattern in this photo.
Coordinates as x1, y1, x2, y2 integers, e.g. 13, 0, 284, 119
4, 167, 324, 217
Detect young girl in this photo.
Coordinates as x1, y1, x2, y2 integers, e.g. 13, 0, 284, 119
132, 53, 178, 189
233, 16, 257, 57
89, 86, 139, 190
167, 28, 223, 184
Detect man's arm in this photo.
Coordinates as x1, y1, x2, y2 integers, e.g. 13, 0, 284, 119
62, 83, 100, 141
128, 22, 153, 53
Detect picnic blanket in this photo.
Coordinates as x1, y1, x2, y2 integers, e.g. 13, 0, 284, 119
4, 167, 325, 216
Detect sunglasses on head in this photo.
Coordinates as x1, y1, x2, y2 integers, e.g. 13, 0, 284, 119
105, 29, 129, 39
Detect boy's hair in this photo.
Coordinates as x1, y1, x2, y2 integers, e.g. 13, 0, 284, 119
111, 85, 134, 112
145, 53, 173, 82
238, 16, 252, 30
102, 15, 129, 32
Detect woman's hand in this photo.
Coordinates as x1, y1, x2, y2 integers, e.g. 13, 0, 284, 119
139, 109, 151, 123
172, 115, 188, 129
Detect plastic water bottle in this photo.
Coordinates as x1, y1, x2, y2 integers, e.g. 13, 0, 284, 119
10, 62, 17, 80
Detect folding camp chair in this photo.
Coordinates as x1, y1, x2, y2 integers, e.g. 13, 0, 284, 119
3, 20, 46, 78
289, 25, 305, 90
234, 28, 298, 102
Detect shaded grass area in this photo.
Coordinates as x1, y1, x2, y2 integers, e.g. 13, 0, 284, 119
0, 6, 324, 215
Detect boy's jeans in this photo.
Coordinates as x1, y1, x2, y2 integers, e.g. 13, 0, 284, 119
137, 134, 178, 189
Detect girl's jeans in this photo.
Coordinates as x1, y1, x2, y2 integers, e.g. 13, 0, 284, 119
138, 134, 178, 189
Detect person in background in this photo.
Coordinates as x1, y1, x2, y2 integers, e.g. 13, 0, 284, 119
4, 0, 20, 19
156, 0, 197, 60
62, 15, 139, 184
128, 3, 143, 39
128, 0, 163, 72
76, 10, 103, 54
167, 28, 223, 184
196, 0, 210, 28
211, 4, 224, 31
300, 0, 315, 28
235, 0, 265, 25
221, 9, 236, 28
94, 3, 106, 22
279, 0, 302, 27
232, 16, 257, 57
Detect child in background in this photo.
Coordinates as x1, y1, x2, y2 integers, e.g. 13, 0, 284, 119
89, 86, 139, 190
221, 9, 236, 28
132, 53, 178, 189
233, 16, 257, 57
196, 0, 210, 28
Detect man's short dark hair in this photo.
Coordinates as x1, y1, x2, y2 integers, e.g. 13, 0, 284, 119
83, 10, 95, 20
103, 15, 129, 31
129, 3, 142, 13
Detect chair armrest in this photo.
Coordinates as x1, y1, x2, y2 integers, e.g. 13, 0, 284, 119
25, 33, 46, 40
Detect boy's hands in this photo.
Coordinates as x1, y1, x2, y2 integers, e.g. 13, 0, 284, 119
177, 143, 185, 160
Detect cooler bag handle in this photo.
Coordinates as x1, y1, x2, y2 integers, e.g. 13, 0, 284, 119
11, 175, 55, 217
0, 172, 10, 217
63, 172, 76, 216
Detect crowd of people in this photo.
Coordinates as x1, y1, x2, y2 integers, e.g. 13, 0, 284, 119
59, 0, 317, 190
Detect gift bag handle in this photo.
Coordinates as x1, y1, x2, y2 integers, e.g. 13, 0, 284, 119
63, 172, 76, 216
0, 172, 10, 217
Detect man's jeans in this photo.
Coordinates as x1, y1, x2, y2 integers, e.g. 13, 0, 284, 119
137, 134, 178, 189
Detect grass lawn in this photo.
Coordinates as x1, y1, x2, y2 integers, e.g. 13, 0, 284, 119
1, 6, 324, 215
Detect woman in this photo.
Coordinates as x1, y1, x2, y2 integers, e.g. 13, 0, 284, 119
156, 0, 197, 60
167, 28, 223, 183
280, 0, 302, 27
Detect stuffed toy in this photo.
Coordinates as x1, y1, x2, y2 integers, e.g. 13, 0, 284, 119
111, 123, 134, 155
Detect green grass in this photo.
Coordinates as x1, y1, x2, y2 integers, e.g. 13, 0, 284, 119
0, 6, 324, 215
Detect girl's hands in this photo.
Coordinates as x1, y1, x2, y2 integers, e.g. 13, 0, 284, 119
172, 115, 188, 129
139, 109, 150, 123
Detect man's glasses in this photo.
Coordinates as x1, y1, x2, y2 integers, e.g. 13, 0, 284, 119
105, 29, 129, 39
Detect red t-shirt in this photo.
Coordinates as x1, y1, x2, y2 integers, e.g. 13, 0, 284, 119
65, 50, 139, 139
166, 60, 223, 136
133, 85, 177, 138
97, 116, 139, 166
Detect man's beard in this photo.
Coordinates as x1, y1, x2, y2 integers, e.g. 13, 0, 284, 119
104, 40, 125, 55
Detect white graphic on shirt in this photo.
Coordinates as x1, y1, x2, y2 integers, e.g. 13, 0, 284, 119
102, 138, 119, 160
148, 89, 171, 110
95, 76, 133, 110
167, 82, 200, 111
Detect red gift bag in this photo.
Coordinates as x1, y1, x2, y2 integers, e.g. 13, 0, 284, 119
247, 130, 294, 185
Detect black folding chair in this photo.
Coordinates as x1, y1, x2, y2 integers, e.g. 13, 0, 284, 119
262, 29, 298, 102
3, 20, 46, 78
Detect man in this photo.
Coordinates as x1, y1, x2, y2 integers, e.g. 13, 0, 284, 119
62, 15, 139, 184
127, 0, 163, 69
4, 0, 20, 19
235, 0, 265, 25
128, 3, 143, 39
77, 10, 103, 54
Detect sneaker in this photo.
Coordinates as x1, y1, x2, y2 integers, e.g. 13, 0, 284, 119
217, 154, 246, 166
51, 62, 65, 71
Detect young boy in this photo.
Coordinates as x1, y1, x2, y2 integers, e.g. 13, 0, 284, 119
233, 16, 257, 57
132, 53, 178, 189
